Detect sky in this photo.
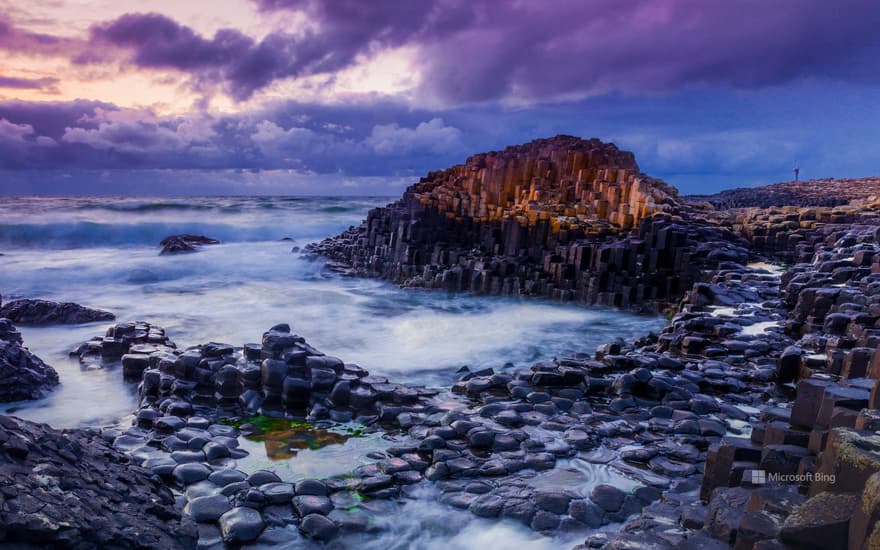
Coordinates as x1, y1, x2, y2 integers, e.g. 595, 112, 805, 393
0, 0, 879, 196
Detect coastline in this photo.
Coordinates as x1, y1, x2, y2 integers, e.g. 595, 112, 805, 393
2, 159, 880, 548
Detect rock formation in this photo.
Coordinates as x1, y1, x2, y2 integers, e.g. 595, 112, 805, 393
306, 138, 880, 548
688, 177, 880, 209
0, 318, 59, 402
8, 137, 880, 548
0, 298, 115, 325
310, 136, 747, 312
0, 414, 197, 548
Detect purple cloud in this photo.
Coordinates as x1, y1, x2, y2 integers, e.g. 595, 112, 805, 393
0, 16, 81, 56
254, 0, 880, 105
0, 75, 59, 91
84, 10, 430, 100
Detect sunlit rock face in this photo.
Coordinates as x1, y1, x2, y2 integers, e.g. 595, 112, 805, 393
310, 135, 748, 313
403, 135, 677, 230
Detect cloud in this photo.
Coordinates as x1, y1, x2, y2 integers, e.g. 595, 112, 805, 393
61, 121, 194, 154
2, 80, 879, 195
251, 0, 880, 106
0, 118, 35, 142
0, 99, 116, 138
81, 10, 426, 100
6, 1, 880, 107
0, 75, 59, 91
366, 118, 461, 155
0, 15, 83, 57
0, 98, 470, 174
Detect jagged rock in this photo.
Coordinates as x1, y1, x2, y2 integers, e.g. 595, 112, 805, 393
0, 299, 115, 325
705, 487, 751, 544
0, 414, 197, 548
0, 319, 59, 402
159, 234, 220, 254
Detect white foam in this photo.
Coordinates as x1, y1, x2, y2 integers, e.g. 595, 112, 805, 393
741, 320, 778, 335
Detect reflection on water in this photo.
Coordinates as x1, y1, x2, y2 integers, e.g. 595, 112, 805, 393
233, 418, 406, 481
233, 416, 362, 460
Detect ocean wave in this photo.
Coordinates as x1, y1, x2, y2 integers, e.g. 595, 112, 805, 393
0, 221, 337, 248
98, 202, 216, 212
320, 205, 358, 213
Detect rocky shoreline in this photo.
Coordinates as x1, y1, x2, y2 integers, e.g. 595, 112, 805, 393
1, 137, 879, 548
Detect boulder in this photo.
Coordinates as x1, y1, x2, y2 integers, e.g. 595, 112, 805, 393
779, 492, 858, 550
0, 319, 59, 402
0, 299, 114, 325
159, 235, 220, 254
218, 507, 264, 543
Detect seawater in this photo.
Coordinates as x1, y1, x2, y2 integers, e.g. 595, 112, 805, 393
0, 196, 662, 548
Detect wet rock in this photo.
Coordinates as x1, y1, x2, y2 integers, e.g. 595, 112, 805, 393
0, 414, 196, 548
292, 495, 333, 517
185, 494, 231, 522
248, 470, 281, 486
173, 462, 211, 485
535, 491, 573, 515
0, 299, 115, 325
300, 513, 338, 540
569, 498, 604, 528
219, 506, 264, 543
590, 484, 626, 512
467, 493, 504, 517
530, 510, 561, 531
159, 234, 220, 254
705, 487, 751, 544
0, 319, 59, 402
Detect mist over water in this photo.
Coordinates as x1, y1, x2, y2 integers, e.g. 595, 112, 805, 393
0, 196, 663, 426
0, 195, 664, 547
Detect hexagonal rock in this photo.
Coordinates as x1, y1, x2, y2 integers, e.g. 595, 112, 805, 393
300, 513, 338, 540
184, 495, 231, 522
705, 487, 751, 545
218, 507, 264, 544
293, 495, 333, 517
811, 428, 880, 496
849, 471, 880, 549
779, 492, 857, 550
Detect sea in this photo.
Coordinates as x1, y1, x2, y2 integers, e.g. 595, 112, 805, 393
0, 195, 665, 549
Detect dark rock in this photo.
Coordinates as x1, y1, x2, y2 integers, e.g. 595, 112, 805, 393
219, 506, 264, 543
159, 234, 220, 254
248, 470, 281, 486
705, 487, 751, 544
300, 513, 338, 540
0, 320, 59, 402
293, 495, 333, 517
173, 463, 211, 485
185, 494, 231, 522
591, 483, 626, 512
779, 492, 857, 550
0, 299, 115, 325
0, 414, 197, 548
569, 498, 604, 528
295, 478, 329, 496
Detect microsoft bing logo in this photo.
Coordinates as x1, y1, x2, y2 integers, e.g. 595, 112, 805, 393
750, 469, 766, 485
